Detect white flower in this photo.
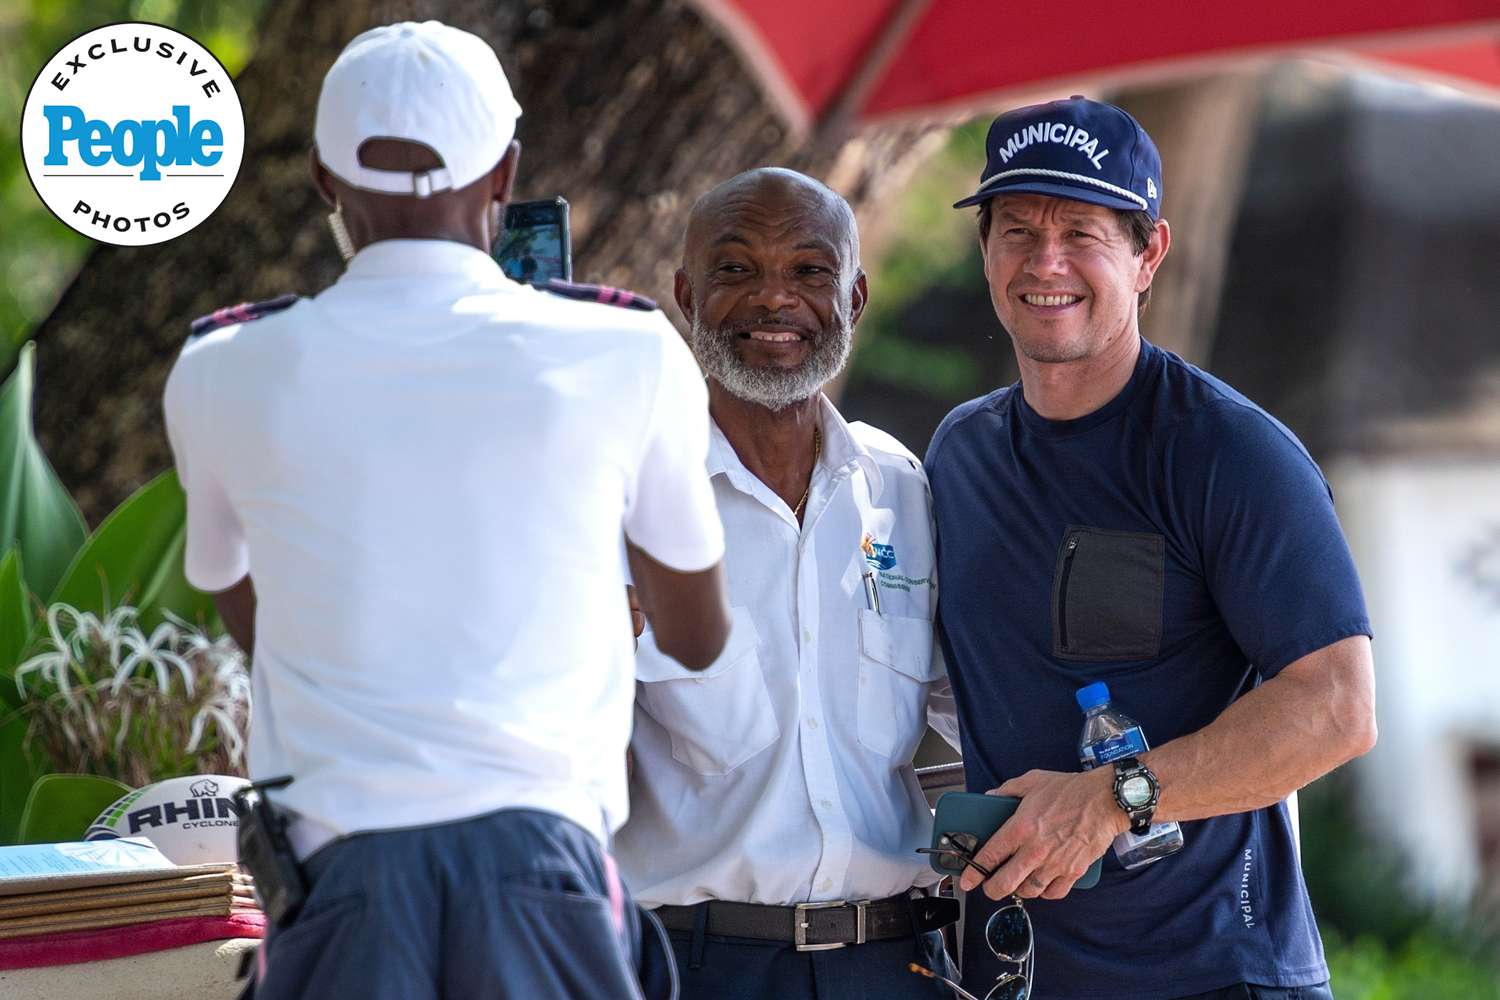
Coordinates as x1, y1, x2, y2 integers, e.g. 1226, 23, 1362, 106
16, 601, 250, 781
113, 699, 133, 752
14, 650, 67, 700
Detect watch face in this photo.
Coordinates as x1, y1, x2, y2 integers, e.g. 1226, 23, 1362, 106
1120, 775, 1153, 807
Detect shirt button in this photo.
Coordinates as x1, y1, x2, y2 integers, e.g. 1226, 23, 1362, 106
802, 628, 814, 643
806, 718, 819, 729
820, 799, 833, 809
820, 880, 833, 892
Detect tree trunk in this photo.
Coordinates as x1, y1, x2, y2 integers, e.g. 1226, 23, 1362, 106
1114, 70, 1266, 364
33, 0, 938, 522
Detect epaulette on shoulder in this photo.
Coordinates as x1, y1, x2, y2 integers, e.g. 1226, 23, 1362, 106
539, 278, 657, 312
189, 294, 298, 339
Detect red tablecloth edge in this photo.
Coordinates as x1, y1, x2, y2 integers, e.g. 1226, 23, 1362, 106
0, 912, 265, 971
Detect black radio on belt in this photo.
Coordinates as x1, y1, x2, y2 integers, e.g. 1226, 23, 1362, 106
233, 776, 307, 925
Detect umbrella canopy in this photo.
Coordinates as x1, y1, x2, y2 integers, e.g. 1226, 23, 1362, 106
689, 0, 1500, 132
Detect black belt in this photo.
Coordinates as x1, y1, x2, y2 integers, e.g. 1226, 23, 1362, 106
653, 892, 959, 951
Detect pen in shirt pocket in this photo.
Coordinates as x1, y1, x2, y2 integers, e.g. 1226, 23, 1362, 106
862, 569, 883, 615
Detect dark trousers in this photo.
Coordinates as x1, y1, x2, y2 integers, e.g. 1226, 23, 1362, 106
667, 920, 953, 1000
1177, 982, 1335, 1000
246, 808, 674, 1000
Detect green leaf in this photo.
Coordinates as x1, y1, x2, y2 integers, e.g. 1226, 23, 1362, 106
140, 504, 220, 632
16, 773, 132, 845
0, 341, 19, 386
0, 715, 47, 845
0, 549, 33, 710
50, 470, 216, 628
0, 343, 88, 599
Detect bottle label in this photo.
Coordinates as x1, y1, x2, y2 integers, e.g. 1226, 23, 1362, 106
1116, 823, 1176, 849
1088, 729, 1148, 765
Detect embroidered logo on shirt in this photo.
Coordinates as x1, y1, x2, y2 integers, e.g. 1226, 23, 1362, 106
860, 532, 897, 571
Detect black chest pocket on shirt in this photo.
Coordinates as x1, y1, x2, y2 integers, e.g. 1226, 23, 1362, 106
1051, 526, 1165, 661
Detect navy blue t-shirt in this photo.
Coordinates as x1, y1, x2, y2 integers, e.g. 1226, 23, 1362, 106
925, 340, 1371, 999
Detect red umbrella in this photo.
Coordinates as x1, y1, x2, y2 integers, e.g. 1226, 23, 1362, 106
689, 0, 1500, 132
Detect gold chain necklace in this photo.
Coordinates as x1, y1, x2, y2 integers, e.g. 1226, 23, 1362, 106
792, 427, 822, 520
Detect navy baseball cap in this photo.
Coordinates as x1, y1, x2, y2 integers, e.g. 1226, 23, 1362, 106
954, 96, 1162, 219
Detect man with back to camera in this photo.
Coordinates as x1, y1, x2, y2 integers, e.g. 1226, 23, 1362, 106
613, 168, 963, 999
161, 21, 731, 998
923, 96, 1377, 999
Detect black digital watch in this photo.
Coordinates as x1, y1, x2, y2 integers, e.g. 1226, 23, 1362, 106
1111, 756, 1161, 835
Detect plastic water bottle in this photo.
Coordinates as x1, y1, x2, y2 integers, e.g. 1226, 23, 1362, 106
1076, 682, 1184, 869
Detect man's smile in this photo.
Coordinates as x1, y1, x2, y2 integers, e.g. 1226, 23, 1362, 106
1019, 293, 1083, 307
742, 327, 809, 343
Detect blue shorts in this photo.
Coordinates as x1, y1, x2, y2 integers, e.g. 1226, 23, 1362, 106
668, 923, 953, 1000
245, 808, 675, 1000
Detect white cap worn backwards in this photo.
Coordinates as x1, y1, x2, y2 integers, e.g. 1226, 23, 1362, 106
314, 21, 522, 198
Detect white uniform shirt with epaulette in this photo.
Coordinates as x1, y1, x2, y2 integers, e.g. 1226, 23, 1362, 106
162, 239, 724, 857
615, 396, 961, 907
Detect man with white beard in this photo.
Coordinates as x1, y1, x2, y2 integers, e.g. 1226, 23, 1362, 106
615, 168, 962, 1000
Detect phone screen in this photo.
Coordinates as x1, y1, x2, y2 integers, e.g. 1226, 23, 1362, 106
493, 197, 571, 284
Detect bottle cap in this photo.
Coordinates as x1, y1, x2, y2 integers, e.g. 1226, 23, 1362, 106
1076, 682, 1111, 711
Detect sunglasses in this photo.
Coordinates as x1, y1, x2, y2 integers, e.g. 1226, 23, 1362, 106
913, 834, 1034, 1000
908, 900, 1032, 1000
917, 831, 994, 882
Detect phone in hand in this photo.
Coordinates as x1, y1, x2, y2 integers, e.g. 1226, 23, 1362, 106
925, 791, 1103, 889
493, 196, 571, 284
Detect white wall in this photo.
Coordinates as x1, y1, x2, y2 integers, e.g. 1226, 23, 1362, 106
1328, 455, 1500, 902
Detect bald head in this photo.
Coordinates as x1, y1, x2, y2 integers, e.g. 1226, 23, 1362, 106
683, 168, 860, 282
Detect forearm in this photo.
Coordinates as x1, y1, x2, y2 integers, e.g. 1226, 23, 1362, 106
970, 634, 1376, 901
1145, 634, 1376, 823
211, 575, 257, 659
624, 541, 730, 670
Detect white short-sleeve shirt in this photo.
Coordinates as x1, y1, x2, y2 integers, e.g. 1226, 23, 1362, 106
162, 239, 723, 854
616, 396, 960, 907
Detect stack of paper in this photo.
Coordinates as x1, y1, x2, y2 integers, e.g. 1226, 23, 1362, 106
0, 839, 257, 939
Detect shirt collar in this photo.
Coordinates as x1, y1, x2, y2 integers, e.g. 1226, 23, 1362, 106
708, 394, 884, 498
341, 239, 512, 288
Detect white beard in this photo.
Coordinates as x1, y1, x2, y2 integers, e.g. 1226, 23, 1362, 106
690, 313, 853, 412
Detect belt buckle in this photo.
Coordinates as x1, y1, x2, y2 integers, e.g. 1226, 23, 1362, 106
793, 899, 870, 951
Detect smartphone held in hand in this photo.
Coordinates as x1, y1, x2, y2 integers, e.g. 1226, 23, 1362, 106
493, 196, 572, 284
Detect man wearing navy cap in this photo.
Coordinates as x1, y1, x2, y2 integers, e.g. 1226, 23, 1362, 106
925, 96, 1376, 998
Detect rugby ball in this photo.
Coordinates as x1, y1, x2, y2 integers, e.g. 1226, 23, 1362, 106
85, 775, 249, 864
